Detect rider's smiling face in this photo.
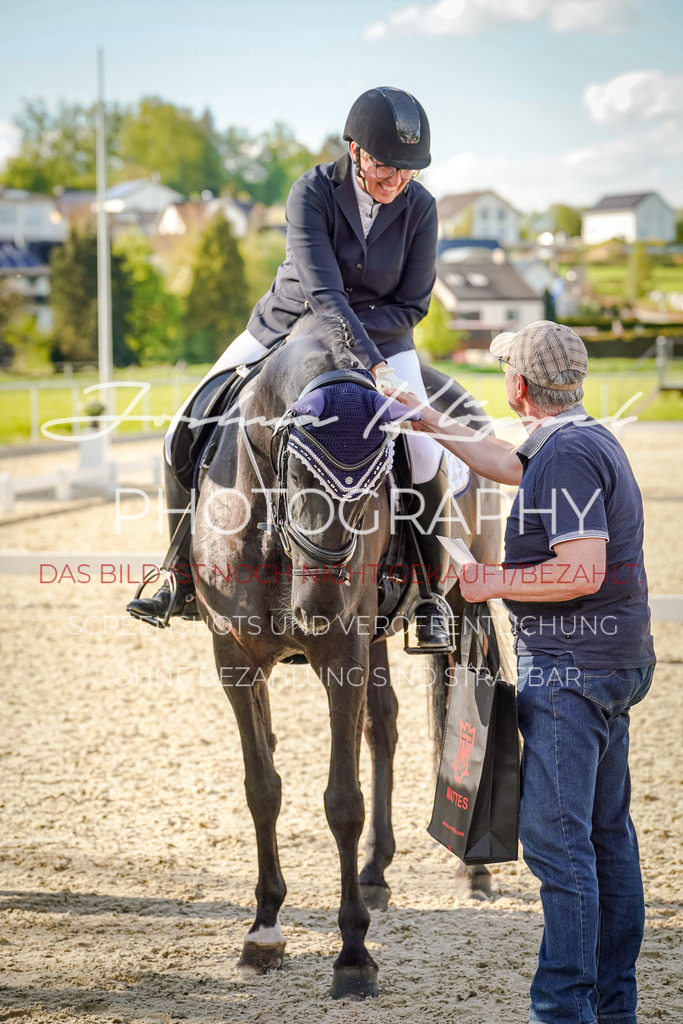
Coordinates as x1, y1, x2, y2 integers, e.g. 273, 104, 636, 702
349, 142, 412, 205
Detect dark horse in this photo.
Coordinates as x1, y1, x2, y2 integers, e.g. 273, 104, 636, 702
191, 314, 501, 999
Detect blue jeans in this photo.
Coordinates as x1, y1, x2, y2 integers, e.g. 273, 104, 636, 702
516, 653, 654, 1024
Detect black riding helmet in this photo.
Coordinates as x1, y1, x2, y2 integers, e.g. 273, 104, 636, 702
343, 87, 431, 170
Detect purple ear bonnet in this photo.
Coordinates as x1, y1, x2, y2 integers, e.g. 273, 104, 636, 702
287, 379, 411, 498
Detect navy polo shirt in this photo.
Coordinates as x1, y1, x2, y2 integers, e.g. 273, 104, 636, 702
503, 405, 655, 669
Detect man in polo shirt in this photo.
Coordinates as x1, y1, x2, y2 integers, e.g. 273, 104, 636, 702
386, 320, 655, 1024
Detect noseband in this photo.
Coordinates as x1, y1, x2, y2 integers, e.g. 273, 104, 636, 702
240, 369, 385, 584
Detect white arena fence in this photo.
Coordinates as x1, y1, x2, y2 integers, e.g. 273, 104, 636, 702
0, 372, 198, 444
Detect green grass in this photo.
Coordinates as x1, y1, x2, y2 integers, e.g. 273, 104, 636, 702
432, 366, 683, 422
574, 263, 683, 300
0, 368, 202, 445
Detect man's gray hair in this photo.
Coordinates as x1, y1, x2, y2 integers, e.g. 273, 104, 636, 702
514, 369, 584, 413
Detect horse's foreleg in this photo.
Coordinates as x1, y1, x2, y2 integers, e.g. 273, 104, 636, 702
216, 642, 286, 972
323, 663, 378, 1000
359, 640, 397, 911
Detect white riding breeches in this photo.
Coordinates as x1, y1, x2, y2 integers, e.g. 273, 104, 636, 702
381, 349, 443, 485
164, 330, 267, 463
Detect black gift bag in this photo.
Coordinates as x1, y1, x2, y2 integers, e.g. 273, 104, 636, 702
428, 604, 520, 865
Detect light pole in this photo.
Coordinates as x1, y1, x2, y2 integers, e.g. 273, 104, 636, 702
79, 45, 114, 490
95, 45, 113, 402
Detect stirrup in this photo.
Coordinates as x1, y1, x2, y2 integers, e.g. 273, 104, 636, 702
403, 593, 454, 655
128, 566, 179, 629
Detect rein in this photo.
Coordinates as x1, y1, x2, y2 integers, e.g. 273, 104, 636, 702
240, 368, 382, 585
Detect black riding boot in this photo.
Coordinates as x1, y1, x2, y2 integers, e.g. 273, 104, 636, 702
411, 455, 454, 653
126, 459, 200, 627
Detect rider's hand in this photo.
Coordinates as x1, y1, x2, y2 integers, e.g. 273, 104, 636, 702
374, 364, 420, 399
381, 384, 422, 411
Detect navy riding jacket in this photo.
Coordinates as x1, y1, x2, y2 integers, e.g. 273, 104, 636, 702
246, 154, 438, 369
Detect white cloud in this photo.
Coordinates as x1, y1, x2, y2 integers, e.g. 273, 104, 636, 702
0, 120, 20, 171
363, 0, 635, 40
423, 64, 683, 211
423, 120, 683, 210
584, 69, 683, 123
549, 0, 635, 33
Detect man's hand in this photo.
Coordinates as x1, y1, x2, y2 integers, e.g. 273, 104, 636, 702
382, 383, 437, 432
385, 384, 522, 486
454, 538, 608, 605
457, 563, 496, 603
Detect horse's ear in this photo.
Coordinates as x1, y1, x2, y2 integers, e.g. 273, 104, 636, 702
371, 392, 423, 423
290, 390, 326, 419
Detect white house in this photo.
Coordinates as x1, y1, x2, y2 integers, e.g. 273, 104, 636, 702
56, 178, 188, 237
434, 247, 543, 333
0, 190, 68, 333
102, 177, 186, 215
436, 191, 522, 245
582, 192, 675, 245
0, 243, 53, 332
156, 195, 250, 239
510, 257, 556, 298
0, 189, 68, 249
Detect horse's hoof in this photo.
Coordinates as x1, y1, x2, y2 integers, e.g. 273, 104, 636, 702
329, 965, 379, 1000
454, 867, 492, 900
360, 882, 391, 912
238, 940, 286, 975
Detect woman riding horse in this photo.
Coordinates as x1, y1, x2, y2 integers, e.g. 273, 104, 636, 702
128, 86, 454, 651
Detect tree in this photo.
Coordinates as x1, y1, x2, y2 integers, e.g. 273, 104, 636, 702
627, 242, 653, 302
443, 208, 474, 238
183, 215, 251, 363
117, 97, 225, 197
315, 134, 346, 165
549, 204, 582, 238
0, 280, 24, 366
1, 99, 123, 194
50, 230, 134, 366
414, 298, 463, 361
3, 98, 331, 209
112, 229, 183, 364
220, 122, 314, 205
239, 228, 286, 308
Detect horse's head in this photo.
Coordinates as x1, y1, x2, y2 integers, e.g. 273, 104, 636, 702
279, 368, 420, 634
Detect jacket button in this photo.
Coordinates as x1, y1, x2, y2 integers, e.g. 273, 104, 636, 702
346, 287, 353, 293
357, 264, 363, 270
369, 304, 375, 309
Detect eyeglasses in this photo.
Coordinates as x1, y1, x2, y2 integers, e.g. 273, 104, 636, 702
365, 153, 418, 181
499, 357, 527, 384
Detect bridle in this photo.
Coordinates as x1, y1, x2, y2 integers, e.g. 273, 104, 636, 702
240, 368, 385, 585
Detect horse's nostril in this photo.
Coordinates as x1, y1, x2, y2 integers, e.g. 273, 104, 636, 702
293, 607, 306, 629
293, 606, 339, 635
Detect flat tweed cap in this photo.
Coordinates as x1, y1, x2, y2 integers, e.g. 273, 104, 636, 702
490, 320, 588, 391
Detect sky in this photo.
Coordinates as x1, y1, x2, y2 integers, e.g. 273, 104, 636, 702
0, 0, 681, 213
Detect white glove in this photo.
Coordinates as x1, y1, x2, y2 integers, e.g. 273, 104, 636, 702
374, 365, 420, 399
